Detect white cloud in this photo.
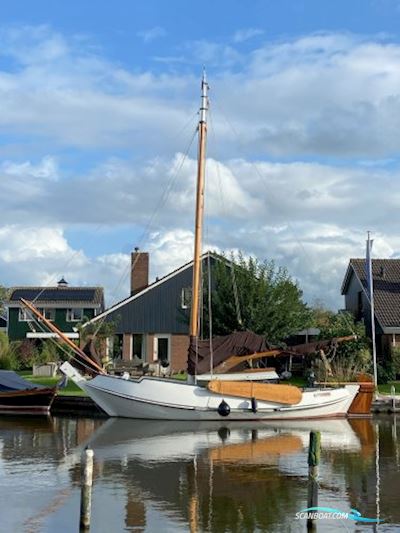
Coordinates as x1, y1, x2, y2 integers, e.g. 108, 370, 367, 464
2, 156, 58, 180
137, 26, 167, 43
233, 28, 264, 43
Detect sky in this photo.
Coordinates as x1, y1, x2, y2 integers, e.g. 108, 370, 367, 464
2, 0, 400, 309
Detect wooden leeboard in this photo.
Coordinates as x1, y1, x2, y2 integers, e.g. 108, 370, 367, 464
207, 380, 302, 405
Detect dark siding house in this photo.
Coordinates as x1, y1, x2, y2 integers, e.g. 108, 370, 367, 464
341, 258, 400, 358
88, 250, 221, 373
6, 279, 104, 342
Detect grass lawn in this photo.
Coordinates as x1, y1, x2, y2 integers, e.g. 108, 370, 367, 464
18, 371, 87, 396
377, 381, 400, 394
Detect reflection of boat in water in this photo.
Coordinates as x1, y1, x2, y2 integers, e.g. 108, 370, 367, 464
76, 418, 374, 532
85, 418, 364, 464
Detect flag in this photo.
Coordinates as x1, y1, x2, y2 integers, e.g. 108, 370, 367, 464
365, 235, 373, 301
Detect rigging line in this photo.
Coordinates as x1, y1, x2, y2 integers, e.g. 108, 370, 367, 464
30, 110, 198, 306
25, 313, 101, 375
208, 107, 243, 328
92, 125, 199, 340
212, 96, 321, 296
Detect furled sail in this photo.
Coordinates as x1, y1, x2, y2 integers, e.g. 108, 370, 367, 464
187, 330, 273, 375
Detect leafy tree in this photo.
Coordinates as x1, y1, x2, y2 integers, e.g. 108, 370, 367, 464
202, 252, 312, 343
0, 285, 8, 316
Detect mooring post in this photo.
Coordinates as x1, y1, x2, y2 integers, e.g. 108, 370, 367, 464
307, 431, 321, 531
80, 447, 94, 531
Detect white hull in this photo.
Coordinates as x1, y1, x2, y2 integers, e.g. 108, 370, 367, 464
61, 362, 359, 421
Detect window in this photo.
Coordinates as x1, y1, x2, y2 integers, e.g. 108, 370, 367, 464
66, 308, 83, 322
133, 334, 144, 359
153, 335, 170, 364
38, 308, 55, 321
18, 308, 32, 322
181, 287, 192, 309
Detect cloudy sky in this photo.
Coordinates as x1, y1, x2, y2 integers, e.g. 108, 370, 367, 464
2, 0, 400, 309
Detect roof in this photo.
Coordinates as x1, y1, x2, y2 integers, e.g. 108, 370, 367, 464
86, 251, 227, 325
342, 258, 400, 328
7, 286, 104, 307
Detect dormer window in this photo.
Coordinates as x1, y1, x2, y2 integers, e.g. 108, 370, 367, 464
66, 308, 83, 322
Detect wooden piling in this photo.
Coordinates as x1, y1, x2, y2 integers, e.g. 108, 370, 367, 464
80, 447, 94, 531
307, 431, 321, 531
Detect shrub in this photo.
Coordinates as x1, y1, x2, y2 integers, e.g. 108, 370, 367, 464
36, 340, 59, 365
377, 363, 395, 384
16, 340, 39, 370
0, 331, 9, 355
391, 346, 400, 378
0, 341, 20, 370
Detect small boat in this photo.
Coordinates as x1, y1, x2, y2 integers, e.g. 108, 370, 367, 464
0, 370, 57, 415
23, 72, 371, 420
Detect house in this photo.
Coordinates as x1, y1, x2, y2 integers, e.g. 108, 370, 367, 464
0, 316, 7, 334
87, 249, 222, 373
6, 278, 105, 342
341, 258, 400, 357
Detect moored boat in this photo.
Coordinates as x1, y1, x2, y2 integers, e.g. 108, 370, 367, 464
0, 370, 57, 415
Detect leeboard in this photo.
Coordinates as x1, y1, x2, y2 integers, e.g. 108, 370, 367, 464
207, 380, 302, 405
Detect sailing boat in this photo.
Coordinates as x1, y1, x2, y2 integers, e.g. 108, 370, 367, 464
25, 72, 365, 420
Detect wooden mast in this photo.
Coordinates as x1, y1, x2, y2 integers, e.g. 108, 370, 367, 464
189, 71, 209, 361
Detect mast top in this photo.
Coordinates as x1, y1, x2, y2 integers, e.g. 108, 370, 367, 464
200, 67, 209, 124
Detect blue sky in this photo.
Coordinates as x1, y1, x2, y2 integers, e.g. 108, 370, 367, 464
3, 0, 400, 308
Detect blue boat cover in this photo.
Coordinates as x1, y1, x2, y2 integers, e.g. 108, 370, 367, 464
0, 371, 45, 391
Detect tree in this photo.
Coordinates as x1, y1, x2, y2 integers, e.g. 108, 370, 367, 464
0, 285, 8, 316
203, 252, 312, 343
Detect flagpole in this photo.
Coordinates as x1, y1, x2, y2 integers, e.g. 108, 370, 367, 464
367, 231, 378, 389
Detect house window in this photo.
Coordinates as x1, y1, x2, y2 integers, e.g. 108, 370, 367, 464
153, 335, 170, 364
181, 287, 192, 309
66, 308, 83, 322
18, 308, 32, 322
38, 308, 55, 321
133, 334, 144, 359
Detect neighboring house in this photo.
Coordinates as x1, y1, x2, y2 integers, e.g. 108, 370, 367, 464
341, 258, 400, 358
6, 278, 105, 342
0, 316, 7, 334
87, 249, 223, 373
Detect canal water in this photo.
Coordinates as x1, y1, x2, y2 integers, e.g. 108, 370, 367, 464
0, 416, 399, 532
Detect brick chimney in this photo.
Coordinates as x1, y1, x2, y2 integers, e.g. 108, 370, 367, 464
131, 248, 149, 296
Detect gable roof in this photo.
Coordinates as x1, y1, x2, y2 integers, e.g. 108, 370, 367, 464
342, 258, 400, 328
7, 286, 104, 307
87, 251, 225, 325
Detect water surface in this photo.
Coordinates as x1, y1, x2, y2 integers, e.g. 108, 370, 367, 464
0, 415, 399, 532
